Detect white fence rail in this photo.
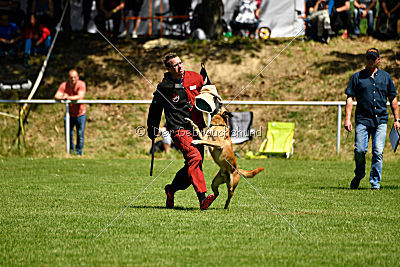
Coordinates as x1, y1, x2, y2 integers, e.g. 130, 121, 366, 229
6, 99, 397, 155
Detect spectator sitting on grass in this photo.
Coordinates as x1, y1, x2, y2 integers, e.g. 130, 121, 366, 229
23, 14, 51, 68
353, 0, 376, 37
0, 14, 22, 56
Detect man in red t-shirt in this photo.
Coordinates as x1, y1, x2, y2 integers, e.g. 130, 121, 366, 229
55, 69, 87, 155
147, 52, 216, 210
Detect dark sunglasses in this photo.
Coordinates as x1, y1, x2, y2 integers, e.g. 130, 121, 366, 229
366, 55, 377, 61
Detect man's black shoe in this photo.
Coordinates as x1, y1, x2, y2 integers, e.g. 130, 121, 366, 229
350, 178, 361, 189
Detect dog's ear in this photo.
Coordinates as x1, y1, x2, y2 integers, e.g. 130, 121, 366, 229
220, 111, 232, 125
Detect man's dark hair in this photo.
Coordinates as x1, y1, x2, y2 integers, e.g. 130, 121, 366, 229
163, 52, 178, 67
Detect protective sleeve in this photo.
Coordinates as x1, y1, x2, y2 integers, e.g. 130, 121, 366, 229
147, 89, 164, 139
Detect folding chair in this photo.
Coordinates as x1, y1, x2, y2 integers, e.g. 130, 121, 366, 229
257, 122, 295, 158
228, 111, 255, 157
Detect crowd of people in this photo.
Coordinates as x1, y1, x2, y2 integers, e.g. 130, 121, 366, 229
0, 0, 59, 67
306, 0, 400, 43
1, 0, 399, 66
0, 0, 144, 65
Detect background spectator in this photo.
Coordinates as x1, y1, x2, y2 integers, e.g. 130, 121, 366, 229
378, 0, 400, 39
307, 0, 331, 43
160, 125, 172, 153
31, 0, 54, 30
0, 13, 22, 56
353, 0, 376, 36
0, 0, 25, 28
118, 0, 143, 39
95, 0, 124, 40
54, 69, 87, 156
82, 0, 95, 33
23, 14, 51, 68
191, 0, 224, 40
230, 0, 260, 37
330, 0, 351, 39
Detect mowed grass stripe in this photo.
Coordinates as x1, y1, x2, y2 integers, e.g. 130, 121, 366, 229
1, 158, 399, 265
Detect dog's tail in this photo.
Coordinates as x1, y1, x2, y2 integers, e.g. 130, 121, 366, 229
237, 167, 264, 178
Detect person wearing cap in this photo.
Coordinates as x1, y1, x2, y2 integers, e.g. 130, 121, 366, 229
147, 52, 216, 210
344, 48, 400, 190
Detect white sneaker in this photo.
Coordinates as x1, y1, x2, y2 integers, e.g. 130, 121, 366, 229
118, 30, 127, 38
131, 31, 138, 38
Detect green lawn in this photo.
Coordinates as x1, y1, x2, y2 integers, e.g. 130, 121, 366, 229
1, 158, 399, 265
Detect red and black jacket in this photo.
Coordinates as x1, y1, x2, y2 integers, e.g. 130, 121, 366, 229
147, 71, 205, 138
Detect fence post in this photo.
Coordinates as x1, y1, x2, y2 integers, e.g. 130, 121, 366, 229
337, 104, 341, 154
65, 102, 70, 154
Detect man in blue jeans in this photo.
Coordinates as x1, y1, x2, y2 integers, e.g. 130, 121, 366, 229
344, 48, 400, 190
55, 69, 87, 155
353, 0, 376, 36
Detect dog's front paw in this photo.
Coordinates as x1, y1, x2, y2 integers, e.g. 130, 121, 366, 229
191, 140, 201, 145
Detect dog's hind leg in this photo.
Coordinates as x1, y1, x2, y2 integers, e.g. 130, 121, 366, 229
224, 172, 239, 209
211, 169, 225, 198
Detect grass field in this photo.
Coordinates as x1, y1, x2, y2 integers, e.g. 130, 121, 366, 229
1, 157, 399, 265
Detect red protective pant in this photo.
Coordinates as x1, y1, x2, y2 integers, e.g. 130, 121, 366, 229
171, 129, 207, 193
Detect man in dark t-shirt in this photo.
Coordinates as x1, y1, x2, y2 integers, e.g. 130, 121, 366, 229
147, 52, 216, 210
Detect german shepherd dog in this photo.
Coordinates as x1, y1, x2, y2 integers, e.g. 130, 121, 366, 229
187, 108, 264, 209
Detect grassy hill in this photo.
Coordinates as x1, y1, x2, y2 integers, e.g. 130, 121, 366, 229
1, 33, 399, 160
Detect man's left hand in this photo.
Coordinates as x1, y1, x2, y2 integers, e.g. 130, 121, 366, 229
395, 121, 400, 131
